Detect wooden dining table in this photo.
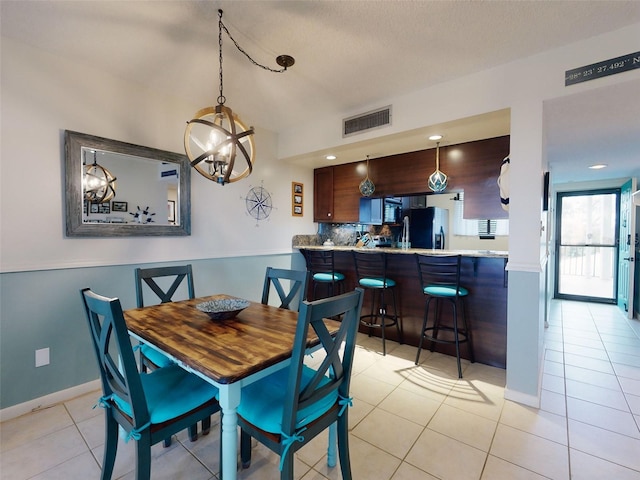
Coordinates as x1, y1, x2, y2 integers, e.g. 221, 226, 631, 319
124, 294, 341, 480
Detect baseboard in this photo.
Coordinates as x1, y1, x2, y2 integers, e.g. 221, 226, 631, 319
0, 379, 101, 422
504, 387, 541, 408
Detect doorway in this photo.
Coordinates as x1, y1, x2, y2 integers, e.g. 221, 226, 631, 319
554, 189, 620, 303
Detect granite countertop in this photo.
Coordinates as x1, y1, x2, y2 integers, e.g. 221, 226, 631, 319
295, 243, 508, 259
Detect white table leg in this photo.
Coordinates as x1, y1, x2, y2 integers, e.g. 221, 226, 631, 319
218, 385, 241, 480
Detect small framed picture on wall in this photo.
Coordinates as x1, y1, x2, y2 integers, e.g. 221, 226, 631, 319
292, 182, 303, 216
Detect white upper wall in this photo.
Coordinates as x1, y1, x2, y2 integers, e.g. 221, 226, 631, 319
0, 37, 317, 273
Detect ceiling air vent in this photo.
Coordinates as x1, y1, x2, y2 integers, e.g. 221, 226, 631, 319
343, 106, 392, 137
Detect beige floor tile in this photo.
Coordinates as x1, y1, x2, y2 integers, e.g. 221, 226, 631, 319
445, 380, 506, 421
565, 378, 628, 411
391, 462, 439, 480
628, 393, 640, 415
603, 341, 640, 357
490, 424, 569, 479
568, 419, 640, 471
92, 432, 181, 480
349, 372, 396, 406
351, 408, 423, 458
540, 389, 567, 417
619, 375, 640, 396
613, 362, 640, 381
564, 364, 621, 390
562, 335, 604, 350
235, 440, 312, 480
567, 396, 640, 438
427, 403, 497, 451
314, 434, 401, 480
563, 353, 615, 374
405, 428, 487, 480
63, 389, 102, 423
178, 421, 221, 475
542, 373, 566, 394
607, 351, 640, 368
481, 455, 549, 479
461, 362, 506, 386
348, 396, 375, 429
499, 400, 568, 445
0, 425, 88, 480
30, 451, 102, 480
0, 404, 73, 452
600, 333, 640, 347
360, 354, 417, 386
399, 367, 456, 402
76, 413, 106, 449
569, 448, 640, 480
543, 359, 565, 377
378, 387, 441, 426
118, 441, 215, 480
545, 349, 564, 363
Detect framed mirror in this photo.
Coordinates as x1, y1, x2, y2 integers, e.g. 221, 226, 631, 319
64, 130, 191, 237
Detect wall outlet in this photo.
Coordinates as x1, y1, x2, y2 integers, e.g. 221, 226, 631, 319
35, 348, 50, 367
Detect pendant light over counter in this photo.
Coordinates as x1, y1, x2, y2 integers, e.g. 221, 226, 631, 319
427, 138, 448, 193
359, 155, 375, 197
184, 9, 295, 185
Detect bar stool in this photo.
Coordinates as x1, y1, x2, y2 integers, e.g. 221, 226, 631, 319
415, 254, 475, 378
352, 250, 403, 355
301, 248, 345, 300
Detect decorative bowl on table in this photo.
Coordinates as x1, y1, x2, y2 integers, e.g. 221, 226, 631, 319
196, 297, 250, 320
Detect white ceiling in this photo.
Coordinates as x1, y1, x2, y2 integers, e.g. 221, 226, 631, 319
2, 1, 639, 184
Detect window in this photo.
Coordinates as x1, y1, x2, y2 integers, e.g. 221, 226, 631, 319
452, 193, 509, 237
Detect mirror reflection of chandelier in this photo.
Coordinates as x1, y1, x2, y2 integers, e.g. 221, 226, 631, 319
83, 150, 116, 203
184, 9, 294, 185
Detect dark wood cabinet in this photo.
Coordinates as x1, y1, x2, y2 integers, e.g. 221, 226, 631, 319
313, 164, 361, 223
313, 135, 510, 222
313, 167, 334, 222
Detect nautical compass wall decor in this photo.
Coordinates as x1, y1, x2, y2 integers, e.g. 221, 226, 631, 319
243, 181, 273, 225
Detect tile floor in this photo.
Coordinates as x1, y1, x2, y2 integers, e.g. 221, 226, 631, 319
2, 299, 640, 479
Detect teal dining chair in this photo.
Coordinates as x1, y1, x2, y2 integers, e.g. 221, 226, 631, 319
238, 288, 365, 479
134, 265, 195, 372
80, 288, 220, 480
261, 266, 308, 310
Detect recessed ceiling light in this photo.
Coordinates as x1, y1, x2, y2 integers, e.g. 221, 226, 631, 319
588, 164, 607, 170
326, 155, 336, 160
428, 134, 443, 141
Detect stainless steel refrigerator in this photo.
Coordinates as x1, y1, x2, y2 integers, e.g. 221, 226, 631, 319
408, 206, 448, 249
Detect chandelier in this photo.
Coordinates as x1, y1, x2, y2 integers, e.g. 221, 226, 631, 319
83, 150, 116, 203
184, 9, 294, 185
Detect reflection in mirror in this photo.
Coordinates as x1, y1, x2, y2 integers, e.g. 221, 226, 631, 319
65, 130, 191, 237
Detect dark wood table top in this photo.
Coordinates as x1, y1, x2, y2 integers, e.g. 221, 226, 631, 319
124, 294, 339, 384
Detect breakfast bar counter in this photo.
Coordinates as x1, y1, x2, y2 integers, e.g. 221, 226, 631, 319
297, 245, 508, 369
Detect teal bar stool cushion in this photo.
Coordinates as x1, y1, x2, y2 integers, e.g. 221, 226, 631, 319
423, 285, 469, 297
313, 272, 345, 283
359, 277, 396, 289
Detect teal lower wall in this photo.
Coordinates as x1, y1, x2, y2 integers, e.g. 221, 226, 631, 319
0, 252, 304, 409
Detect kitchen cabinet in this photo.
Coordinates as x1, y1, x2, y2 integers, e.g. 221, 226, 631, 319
314, 135, 510, 223
313, 167, 334, 222
314, 164, 361, 223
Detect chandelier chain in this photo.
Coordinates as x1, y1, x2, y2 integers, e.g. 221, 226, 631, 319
218, 10, 225, 105
218, 10, 289, 78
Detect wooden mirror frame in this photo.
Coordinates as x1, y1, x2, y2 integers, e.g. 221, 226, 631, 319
64, 130, 191, 237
